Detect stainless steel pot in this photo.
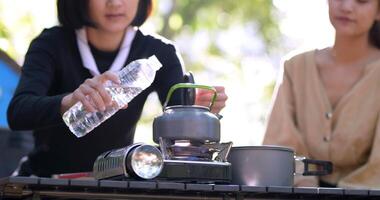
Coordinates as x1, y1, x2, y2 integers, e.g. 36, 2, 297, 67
228, 145, 333, 186
153, 83, 220, 143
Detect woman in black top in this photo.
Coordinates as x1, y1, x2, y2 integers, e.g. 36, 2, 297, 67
7, 0, 227, 177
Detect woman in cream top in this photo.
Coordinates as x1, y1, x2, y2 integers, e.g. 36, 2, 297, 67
264, 0, 380, 188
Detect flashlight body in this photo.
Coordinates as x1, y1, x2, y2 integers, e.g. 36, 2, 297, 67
93, 143, 142, 180
93, 143, 164, 180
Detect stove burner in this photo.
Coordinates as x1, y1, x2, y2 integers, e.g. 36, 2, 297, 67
169, 145, 212, 161
156, 138, 233, 183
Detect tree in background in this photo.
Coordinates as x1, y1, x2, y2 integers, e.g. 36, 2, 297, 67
0, 1, 57, 62
154, 0, 280, 73
0, 0, 280, 145
160, 0, 279, 47
0, 22, 9, 39
0, 0, 280, 68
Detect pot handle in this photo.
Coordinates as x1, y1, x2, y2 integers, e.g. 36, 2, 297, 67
295, 157, 333, 176
163, 83, 217, 110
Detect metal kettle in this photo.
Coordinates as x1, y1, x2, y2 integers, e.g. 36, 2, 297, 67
153, 83, 220, 143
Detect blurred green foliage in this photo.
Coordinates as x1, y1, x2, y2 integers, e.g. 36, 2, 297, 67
0, 0, 279, 61
0, 22, 9, 39
158, 0, 279, 49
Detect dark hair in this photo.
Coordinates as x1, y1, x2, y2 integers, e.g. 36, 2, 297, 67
369, 21, 380, 49
57, 0, 153, 30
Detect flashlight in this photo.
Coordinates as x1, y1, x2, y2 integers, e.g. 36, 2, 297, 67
93, 143, 163, 180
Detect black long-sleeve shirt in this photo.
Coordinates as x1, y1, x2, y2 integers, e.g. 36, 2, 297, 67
7, 26, 184, 177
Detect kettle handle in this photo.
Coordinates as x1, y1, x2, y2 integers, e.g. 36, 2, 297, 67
163, 83, 217, 110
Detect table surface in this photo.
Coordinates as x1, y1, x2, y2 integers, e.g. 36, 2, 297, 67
1, 176, 380, 199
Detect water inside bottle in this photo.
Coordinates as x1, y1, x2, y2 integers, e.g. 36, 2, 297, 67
62, 55, 162, 137
62, 85, 143, 137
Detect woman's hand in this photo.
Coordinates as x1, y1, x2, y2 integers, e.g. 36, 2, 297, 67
61, 71, 128, 114
195, 86, 228, 114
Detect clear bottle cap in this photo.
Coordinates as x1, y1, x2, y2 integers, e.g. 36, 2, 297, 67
147, 55, 162, 70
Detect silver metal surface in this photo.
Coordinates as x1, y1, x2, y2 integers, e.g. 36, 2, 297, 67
228, 145, 295, 187
153, 106, 221, 143
93, 143, 142, 180
163, 159, 231, 166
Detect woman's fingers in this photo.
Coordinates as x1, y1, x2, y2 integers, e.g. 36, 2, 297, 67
195, 86, 228, 114
76, 72, 121, 112
101, 71, 120, 85
121, 104, 129, 109
72, 87, 96, 112
65, 71, 123, 113
85, 78, 112, 107
85, 86, 106, 111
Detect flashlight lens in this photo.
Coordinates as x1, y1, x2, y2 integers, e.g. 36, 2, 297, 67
130, 145, 163, 179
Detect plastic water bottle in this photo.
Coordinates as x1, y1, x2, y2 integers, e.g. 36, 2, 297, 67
63, 55, 162, 138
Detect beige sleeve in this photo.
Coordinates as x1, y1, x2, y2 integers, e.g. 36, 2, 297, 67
263, 60, 318, 187
338, 116, 380, 189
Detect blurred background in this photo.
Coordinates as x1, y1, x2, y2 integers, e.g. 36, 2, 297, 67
0, 0, 335, 148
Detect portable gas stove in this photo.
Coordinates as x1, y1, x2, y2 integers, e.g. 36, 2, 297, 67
157, 138, 232, 183
93, 74, 233, 183
152, 74, 233, 183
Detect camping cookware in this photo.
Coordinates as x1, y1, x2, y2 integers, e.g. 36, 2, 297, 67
228, 145, 333, 186
153, 83, 220, 143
